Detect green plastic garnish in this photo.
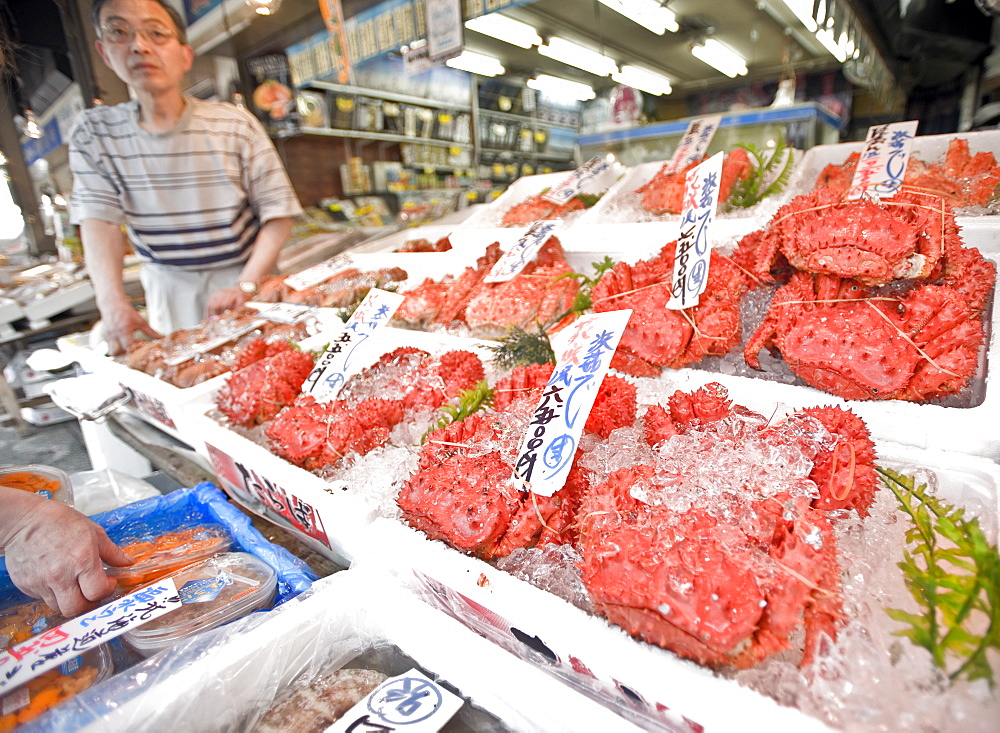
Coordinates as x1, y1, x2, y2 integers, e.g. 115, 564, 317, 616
488, 325, 556, 370
420, 379, 493, 443
725, 136, 795, 210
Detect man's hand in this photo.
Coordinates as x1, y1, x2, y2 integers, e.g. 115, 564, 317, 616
3, 497, 133, 617
205, 286, 251, 318
100, 299, 162, 356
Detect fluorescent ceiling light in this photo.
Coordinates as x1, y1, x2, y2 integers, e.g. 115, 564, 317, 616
612, 65, 672, 95
446, 51, 505, 77
538, 37, 618, 77
598, 0, 679, 34
527, 74, 596, 102
691, 39, 748, 78
781, 0, 818, 32
464, 13, 542, 49
815, 28, 855, 62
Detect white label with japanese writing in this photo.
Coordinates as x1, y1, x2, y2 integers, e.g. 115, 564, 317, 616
426, 0, 463, 62
665, 115, 722, 174
284, 254, 353, 292
302, 288, 404, 402
484, 221, 560, 283
327, 669, 463, 733
668, 152, 724, 310
512, 310, 632, 498
845, 120, 919, 200
0, 580, 181, 693
253, 302, 320, 324
541, 157, 616, 206
164, 319, 267, 366
403, 44, 433, 74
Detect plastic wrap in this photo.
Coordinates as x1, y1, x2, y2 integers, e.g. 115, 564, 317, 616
22, 570, 642, 732
68, 469, 161, 516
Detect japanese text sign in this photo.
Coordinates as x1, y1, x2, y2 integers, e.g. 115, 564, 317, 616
302, 288, 404, 402
541, 156, 616, 206
512, 310, 632, 498
665, 115, 722, 174
668, 152, 723, 310
284, 254, 353, 291
0, 580, 181, 693
328, 669, 463, 732
254, 302, 320, 325
485, 221, 560, 283
164, 319, 266, 366
426, 0, 463, 62
846, 120, 919, 200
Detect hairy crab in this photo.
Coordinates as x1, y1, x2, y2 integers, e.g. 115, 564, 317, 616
215, 342, 315, 427
635, 148, 753, 215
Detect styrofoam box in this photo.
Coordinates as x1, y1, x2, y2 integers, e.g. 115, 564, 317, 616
0, 297, 21, 327
785, 130, 1000, 253
59, 569, 643, 732
187, 327, 499, 567
358, 441, 1000, 733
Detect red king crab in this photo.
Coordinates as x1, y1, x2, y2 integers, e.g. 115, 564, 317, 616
395, 243, 502, 328
589, 242, 750, 377
634, 148, 753, 215
256, 267, 408, 308
578, 382, 879, 670
215, 342, 315, 427
743, 269, 992, 401
500, 193, 595, 228
732, 188, 959, 287
397, 362, 637, 560
395, 236, 452, 253
264, 348, 485, 472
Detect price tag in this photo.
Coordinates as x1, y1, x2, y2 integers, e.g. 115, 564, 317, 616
284, 255, 353, 292
403, 44, 433, 74
0, 580, 181, 694
426, 0, 463, 62
665, 115, 722, 174
253, 302, 320, 325
485, 221, 560, 283
846, 120, 919, 200
512, 310, 632, 497
541, 156, 616, 206
302, 288, 405, 402
668, 152, 724, 310
328, 669, 463, 733
164, 319, 266, 366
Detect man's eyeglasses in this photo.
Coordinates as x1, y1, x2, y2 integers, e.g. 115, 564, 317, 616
100, 23, 178, 45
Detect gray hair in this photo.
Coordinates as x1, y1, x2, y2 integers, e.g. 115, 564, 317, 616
91, 0, 188, 45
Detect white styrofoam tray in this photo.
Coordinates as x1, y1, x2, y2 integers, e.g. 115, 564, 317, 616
41, 569, 643, 733
359, 440, 1000, 733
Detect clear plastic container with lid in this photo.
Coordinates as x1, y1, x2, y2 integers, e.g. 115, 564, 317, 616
105, 524, 233, 592
0, 464, 73, 506
123, 552, 277, 657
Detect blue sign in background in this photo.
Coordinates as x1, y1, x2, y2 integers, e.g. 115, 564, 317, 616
21, 119, 60, 166
184, 0, 226, 25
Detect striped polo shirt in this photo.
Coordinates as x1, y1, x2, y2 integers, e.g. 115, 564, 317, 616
69, 96, 303, 269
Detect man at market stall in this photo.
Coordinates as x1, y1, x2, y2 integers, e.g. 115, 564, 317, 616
1, 487, 133, 616
70, 0, 303, 355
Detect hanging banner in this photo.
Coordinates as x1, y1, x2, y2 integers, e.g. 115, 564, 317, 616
668, 152, 724, 310
665, 115, 722, 174
319, 0, 352, 84
845, 120, 919, 200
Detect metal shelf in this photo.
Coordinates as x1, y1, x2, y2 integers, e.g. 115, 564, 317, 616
477, 147, 574, 162
304, 81, 471, 113
277, 126, 473, 150
478, 108, 578, 132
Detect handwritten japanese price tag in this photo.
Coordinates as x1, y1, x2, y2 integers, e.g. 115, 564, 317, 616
541, 156, 616, 206
484, 221, 560, 283
665, 114, 722, 174
846, 120, 919, 200
253, 302, 319, 325
302, 288, 404, 402
328, 669, 463, 733
164, 319, 266, 367
283, 254, 353, 292
512, 310, 632, 498
0, 580, 181, 693
668, 152, 724, 310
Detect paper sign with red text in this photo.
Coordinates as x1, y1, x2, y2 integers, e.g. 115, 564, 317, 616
668, 152, 724, 310
665, 115, 722, 174
846, 121, 919, 200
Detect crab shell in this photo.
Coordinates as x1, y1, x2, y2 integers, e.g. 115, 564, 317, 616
215, 348, 315, 427
744, 272, 987, 402
591, 243, 749, 376
635, 148, 754, 215
395, 243, 502, 327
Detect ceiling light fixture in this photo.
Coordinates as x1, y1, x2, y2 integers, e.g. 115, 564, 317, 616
814, 28, 855, 62
245, 0, 282, 16
611, 64, 672, 95
597, 0, 679, 34
445, 50, 506, 77
690, 39, 748, 78
781, 0, 818, 32
464, 13, 542, 48
538, 37, 618, 77
22, 110, 42, 140
526, 74, 596, 102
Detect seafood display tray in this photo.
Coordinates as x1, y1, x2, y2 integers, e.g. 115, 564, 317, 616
348, 224, 456, 254
359, 441, 1000, 733
49, 569, 640, 732
458, 170, 597, 231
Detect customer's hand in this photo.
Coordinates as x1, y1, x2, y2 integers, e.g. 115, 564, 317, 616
3, 493, 133, 617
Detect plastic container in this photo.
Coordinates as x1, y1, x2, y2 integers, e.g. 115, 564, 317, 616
0, 465, 73, 507
0, 600, 112, 728
123, 552, 277, 657
105, 525, 234, 592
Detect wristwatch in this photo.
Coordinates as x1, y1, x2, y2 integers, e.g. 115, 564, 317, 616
238, 280, 258, 296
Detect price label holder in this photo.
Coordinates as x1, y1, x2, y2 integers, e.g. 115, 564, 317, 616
668, 152, 724, 310
302, 288, 405, 402
511, 310, 632, 498
664, 114, 722, 174
253, 302, 320, 325
484, 221, 560, 283
541, 156, 617, 206
846, 120, 919, 200
284, 254, 353, 292
164, 319, 267, 367
328, 669, 463, 733
0, 580, 181, 694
